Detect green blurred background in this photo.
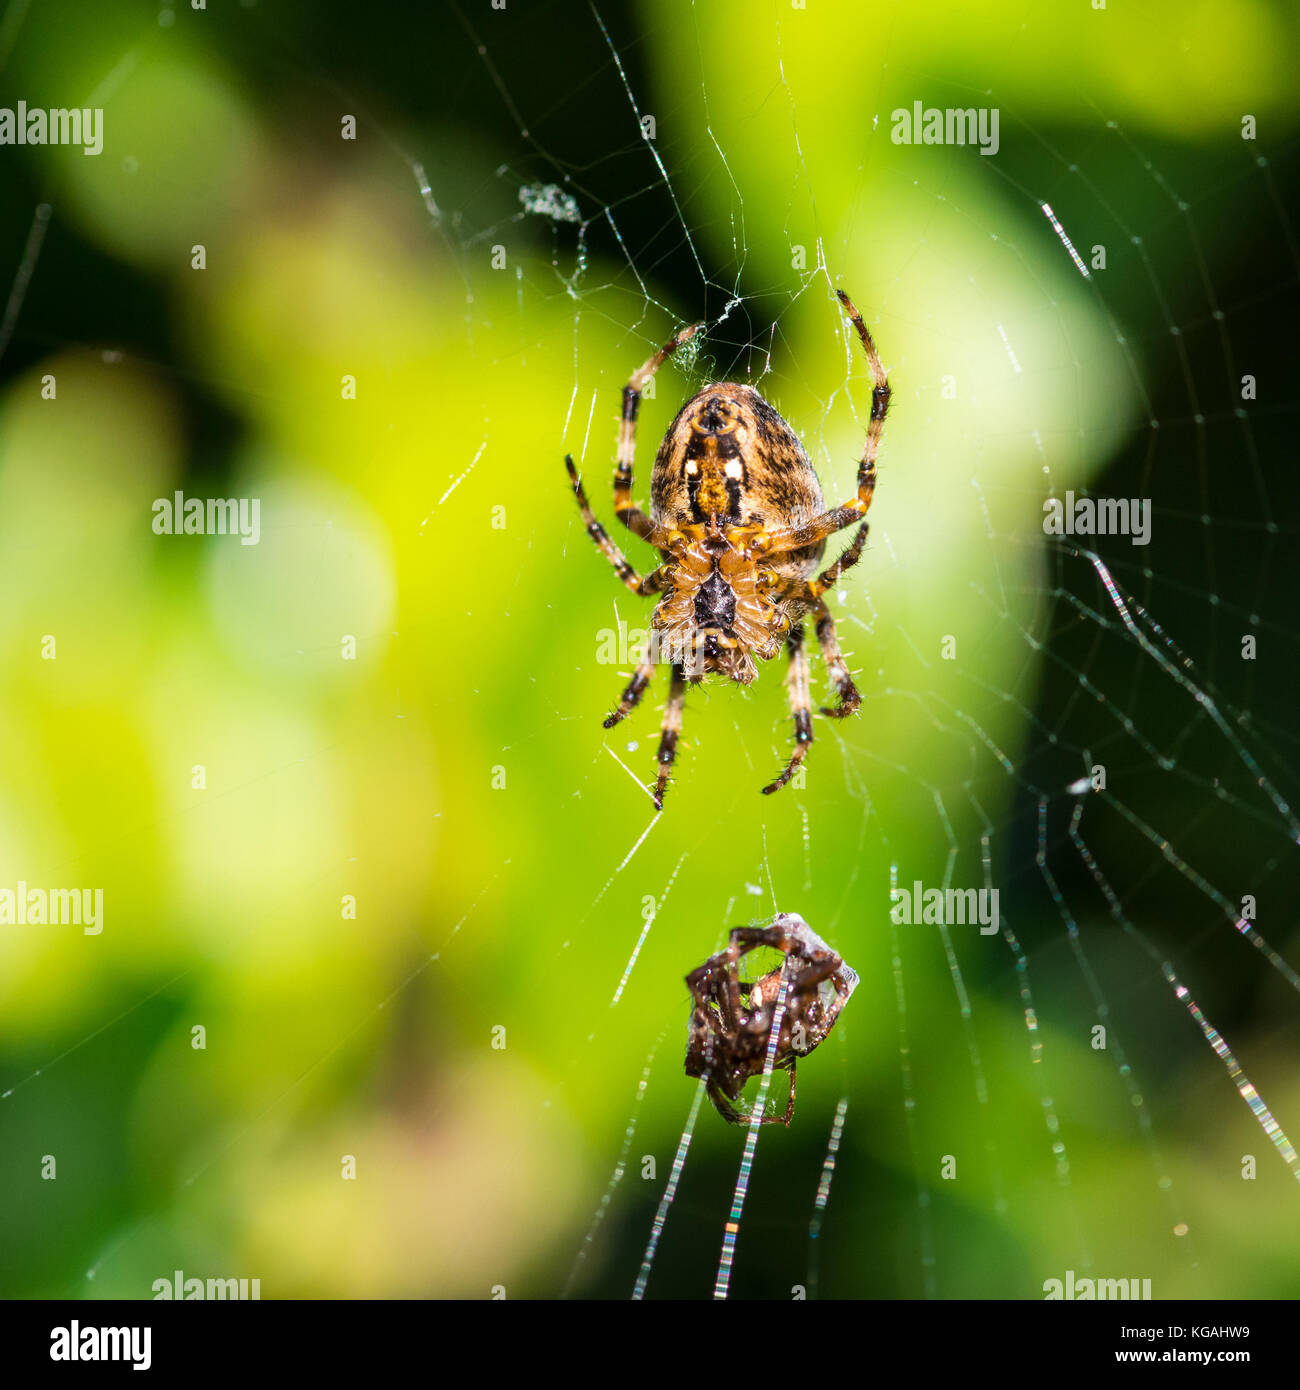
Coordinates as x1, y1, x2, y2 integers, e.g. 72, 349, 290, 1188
1, 0, 1298, 1299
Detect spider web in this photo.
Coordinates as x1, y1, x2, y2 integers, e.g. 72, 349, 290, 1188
0, 0, 1297, 1304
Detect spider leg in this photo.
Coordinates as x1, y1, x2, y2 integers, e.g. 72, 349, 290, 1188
731, 925, 841, 998
727, 923, 841, 978
707, 1068, 793, 1126
727, 925, 790, 953
615, 321, 705, 545
808, 522, 869, 600
707, 1078, 745, 1125
812, 599, 862, 719
566, 455, 667, 596
719, 927, 781, 1036
750, 1064, 796, 1125
754, 290, 890, 558
686, 934, 748, 1034
603, 653, 657, 730
653, 662, 688, 809
789, 952, 843, 993
762, 623, 813, 796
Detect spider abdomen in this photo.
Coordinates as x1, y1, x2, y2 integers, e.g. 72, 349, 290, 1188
650, 382, 825, 540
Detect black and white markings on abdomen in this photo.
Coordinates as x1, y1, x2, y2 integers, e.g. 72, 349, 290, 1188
684, 454, 747, 525
693, 571, 738, 628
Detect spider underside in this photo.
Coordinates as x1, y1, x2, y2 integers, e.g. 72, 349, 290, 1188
566, 289, 891, 806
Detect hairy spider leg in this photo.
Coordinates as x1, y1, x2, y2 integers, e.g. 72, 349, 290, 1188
804, 524, 867, 716
809, 522, 869, 600
615, 321, 705, 545
566, 455, 668, 596
653, 663, 688, 809
812, 599, 862, 718
603, 652, 656, 730
762, 624, 814, 795
754, 289, 890, 559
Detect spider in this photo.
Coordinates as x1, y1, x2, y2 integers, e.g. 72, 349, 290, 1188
566, 289, 890, 807
684, 913, 858, 1126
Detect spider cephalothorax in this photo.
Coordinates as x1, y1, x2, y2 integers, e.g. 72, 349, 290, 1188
684, 913, 858, 1126
566, 289, 890, 807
